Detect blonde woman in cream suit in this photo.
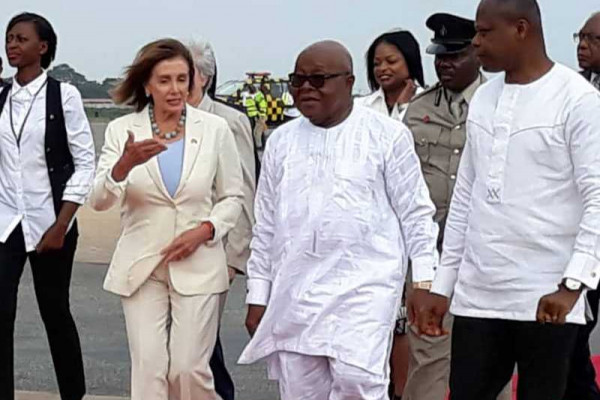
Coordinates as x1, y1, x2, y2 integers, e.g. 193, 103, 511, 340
89, 38, 243, 400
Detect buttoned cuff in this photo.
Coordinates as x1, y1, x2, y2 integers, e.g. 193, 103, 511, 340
430, 267, 458, 298
563, 251, 600, 290
246, 278, 271, 306
411, 255, 437, 282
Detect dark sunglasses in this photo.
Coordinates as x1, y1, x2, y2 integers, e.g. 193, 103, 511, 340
288, 72, 351, 88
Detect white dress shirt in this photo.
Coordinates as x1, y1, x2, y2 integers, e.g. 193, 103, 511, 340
431, 64, 600, 324
238, 105, 439, 375
355, 86, 423, 122
0, 72, 96, 251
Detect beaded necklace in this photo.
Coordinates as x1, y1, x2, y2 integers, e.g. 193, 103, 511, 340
149, 104, 186, 140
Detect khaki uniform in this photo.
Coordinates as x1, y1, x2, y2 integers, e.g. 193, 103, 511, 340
404, 77, 481, 251
402, 76, 512, 400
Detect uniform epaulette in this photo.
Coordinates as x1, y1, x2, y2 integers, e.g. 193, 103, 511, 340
410, 82, 442, 103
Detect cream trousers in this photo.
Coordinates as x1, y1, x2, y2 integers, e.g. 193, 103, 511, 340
121, 264, 223, 400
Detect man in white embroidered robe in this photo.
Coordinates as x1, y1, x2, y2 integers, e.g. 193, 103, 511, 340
238, 41, 440, 399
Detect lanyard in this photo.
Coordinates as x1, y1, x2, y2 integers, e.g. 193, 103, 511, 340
9, 80, 48, 147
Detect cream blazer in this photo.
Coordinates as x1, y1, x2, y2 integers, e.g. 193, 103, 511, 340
89, 105, 243, 297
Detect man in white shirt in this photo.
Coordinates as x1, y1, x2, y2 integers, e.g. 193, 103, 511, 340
415, 1, 600, 399
402, 13, 512, 400
238, 40, 440, 399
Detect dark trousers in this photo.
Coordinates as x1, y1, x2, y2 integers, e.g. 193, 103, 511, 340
450, 316, 578, 400
563, 288, 600, 400
210, 333, 235, 400
0, 224, 85, 400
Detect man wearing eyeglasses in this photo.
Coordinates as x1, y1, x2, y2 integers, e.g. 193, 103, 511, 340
238, 40, 440, 399
576, 12, 600, 91
563, 13, 600, 400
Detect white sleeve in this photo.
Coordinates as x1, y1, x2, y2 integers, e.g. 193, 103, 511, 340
245, 137, 278, 305
384, 124, 439, 282
61, 85, 96, 204
562, 91, 600, 289
200, 122, 244, 246
431, 122, 476, 298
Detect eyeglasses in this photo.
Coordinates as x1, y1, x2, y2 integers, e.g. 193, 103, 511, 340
573, 32, 600, 45
288, 72, 351, 88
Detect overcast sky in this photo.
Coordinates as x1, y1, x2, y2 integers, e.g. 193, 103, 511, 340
1, 0, 597, 92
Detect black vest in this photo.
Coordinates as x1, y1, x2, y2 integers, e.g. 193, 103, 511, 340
0, 76, 75, 216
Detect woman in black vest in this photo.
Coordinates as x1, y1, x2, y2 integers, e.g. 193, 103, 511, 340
0, 13, 95, 400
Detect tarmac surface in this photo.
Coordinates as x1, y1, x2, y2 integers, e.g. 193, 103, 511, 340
14, 262, 279, 400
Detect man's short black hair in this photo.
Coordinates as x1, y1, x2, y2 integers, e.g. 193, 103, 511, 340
491, 0, 542, 28
7, 13, 57, 69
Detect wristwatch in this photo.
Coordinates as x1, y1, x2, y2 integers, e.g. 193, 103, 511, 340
412, 281, 432, 290
562, 278, 583, 292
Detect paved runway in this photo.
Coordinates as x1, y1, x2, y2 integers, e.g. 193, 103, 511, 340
14, 262, 278, 399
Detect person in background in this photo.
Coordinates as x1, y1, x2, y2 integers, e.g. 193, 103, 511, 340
0, 12, 95, 400
577, 12, 600, 91
89, 38, 243, 400
258, 81, 269, 117
281, 88, 295, 122
241, 84, 261, 145
563, 11, 600, 400
241, 83, 256, 121
0, 56, 5, 87
188, 39, 256, 400
402, 12, 510, 400
356, 29, 425, 122
254, 82, 268, 149
416, 1, 600, 398
355, 27, 425, 399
